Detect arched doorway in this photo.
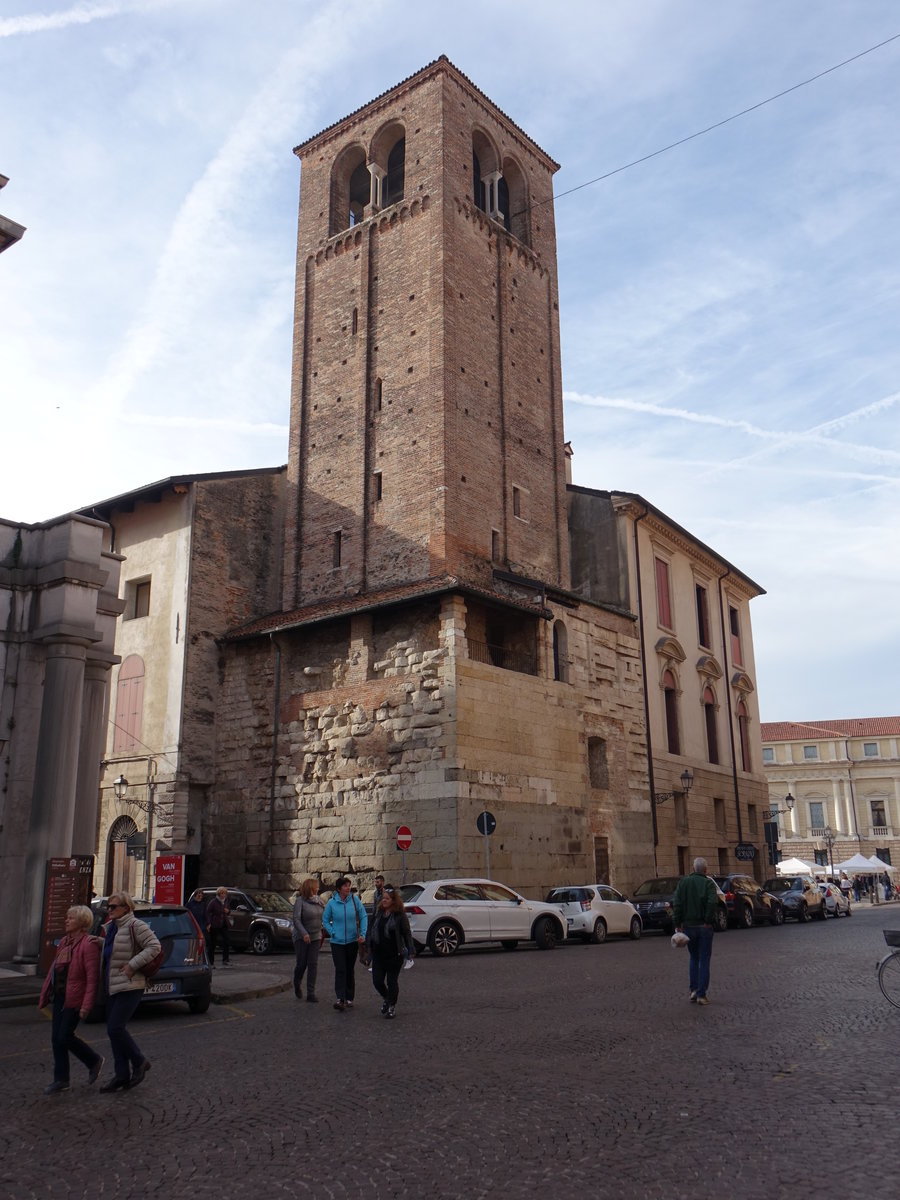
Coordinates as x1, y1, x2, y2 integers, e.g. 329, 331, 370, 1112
105, 815, 142, 898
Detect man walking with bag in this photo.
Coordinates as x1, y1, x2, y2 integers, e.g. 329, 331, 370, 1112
673, 858, 717, 1006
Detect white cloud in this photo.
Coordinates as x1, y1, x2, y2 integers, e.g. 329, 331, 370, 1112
0, 0, 174, 38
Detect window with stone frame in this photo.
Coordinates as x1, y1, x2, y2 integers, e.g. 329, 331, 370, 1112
696, 583, 712, 648
663, 669, 680, 755
737, 699, 751, 771
655, 557, 673, 630
703, 686, 719, 765
113, 655, 144, 753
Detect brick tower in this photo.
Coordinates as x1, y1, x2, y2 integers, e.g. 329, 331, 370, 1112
282, 56, 571, 612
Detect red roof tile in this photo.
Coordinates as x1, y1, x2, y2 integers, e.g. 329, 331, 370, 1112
761, 718, 900, 742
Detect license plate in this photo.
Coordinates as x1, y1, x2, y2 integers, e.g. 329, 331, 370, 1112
144, 981, 176, 995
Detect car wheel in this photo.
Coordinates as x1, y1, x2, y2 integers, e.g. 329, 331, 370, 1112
770, 905, 785, 926
188, 996, 211, 1014
799, 902, 810, 922
501, 940, 519, 951
817, 902, 828, 921
740, 903, 754, 929
714, 906, 728, 933
250, 925, 273, 955
533, 915, 560, 950
629, 916, 641, 941
590, 918, 607, 945
428, 921, 462, 957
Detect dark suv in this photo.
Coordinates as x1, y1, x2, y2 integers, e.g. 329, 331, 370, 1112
632, 876, 729, 933
713, 874, 784, 928
762, 875, 828, 922
196, 887, 294, 954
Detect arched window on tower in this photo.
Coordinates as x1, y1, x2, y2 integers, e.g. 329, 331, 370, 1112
472, 149, 487, 212
384, 137, 405, 207
501, 156, 530, 246
663, 669, 680, 755
113, 655, 144, 753
703, 685, 719, 765
330, 144, 369, 236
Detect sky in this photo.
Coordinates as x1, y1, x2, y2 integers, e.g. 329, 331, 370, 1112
2, 0, 898, 722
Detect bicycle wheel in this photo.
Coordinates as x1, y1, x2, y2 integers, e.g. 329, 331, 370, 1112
877, 952, 900, 1008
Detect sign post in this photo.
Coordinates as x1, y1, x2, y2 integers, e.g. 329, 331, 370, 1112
154, 854, 185, 905
476, 811, 497, 879
396, 826, 412, 884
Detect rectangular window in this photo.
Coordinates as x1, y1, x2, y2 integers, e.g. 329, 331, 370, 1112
705, 701, 719, 765
803, 745, 818, 760
675, 794, 688, 832
373, 471, 383, 502
134, 580, 151, 618
871, 801, 887, 828
809, 801, 824, 833
696, 584, 711, 648
664, 685, 680, 755
593, 836, 610, 885
587, 737, 609, 789
655, 558, 672, 629
748, 804, 759, 835
863, 742, 879, 758
512, 485, 522, 518
728, 605, 743, 666
717, 847, 730, 874
762, 747, 775, 763
491, 529, 500, 562
332, 530, 342, 569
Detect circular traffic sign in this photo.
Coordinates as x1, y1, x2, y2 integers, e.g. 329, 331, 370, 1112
476, 811, 497, 836
396, 825, 412, 851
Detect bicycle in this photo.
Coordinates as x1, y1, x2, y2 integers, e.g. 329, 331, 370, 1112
876, 930, 900, 1007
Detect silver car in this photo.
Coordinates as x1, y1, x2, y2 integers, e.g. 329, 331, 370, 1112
545, 884, 642, 943
400, 878, 567, 956
818, 881, 852, 917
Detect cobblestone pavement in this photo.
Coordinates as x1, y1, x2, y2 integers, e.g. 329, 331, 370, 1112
3, 906, 900, 1200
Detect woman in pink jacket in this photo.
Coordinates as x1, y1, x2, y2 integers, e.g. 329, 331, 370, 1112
38, 905, 104, 1094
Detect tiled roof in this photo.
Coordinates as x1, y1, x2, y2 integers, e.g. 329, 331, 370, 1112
223, 574, 552, 641
761, 718, 900, 742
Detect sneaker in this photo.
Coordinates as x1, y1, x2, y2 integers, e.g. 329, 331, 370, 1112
696, 996, 710, 1006
381, 1000, 389, 1015
333, 1000, 344, 1011
386, 1006, 395, 1019
345, 1000, 353, 1009
99, 1077, 130, 1093
44, 1081, 70, 1095
88, 1056, 105, 1086
689, 991, 697, 1003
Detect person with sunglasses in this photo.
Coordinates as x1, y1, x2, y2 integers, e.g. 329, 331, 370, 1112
99, 892, 161, 1092
366, 885, 415, 1019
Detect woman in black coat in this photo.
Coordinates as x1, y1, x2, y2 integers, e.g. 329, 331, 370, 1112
367, 886, 414, 1020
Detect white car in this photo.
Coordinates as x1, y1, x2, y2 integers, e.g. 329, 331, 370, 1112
400, 878, 567, 956
818, 881, 852, 917
545, 884, 642, 943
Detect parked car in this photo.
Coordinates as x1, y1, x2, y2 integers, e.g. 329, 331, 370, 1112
195, 887, 295, 954
762, 875, 828, 922
400, 879, 567, 956
632, 876, 729, 934
818, 881, 852, 917
545, 884, 642, 943
88, 902, 211, 1017
712, 874, 785, 928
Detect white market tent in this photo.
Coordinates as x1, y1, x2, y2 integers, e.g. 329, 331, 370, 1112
776, 857, 818, 875
866, 855, 895, 874
835, 852, 884, 874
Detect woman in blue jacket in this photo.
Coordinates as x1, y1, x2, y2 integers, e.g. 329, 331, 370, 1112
322, 878, 367, 1011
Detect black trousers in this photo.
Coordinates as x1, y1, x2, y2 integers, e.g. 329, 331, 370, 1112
330, 942, 358, 1002
208, 925, 230, 964
371, 952, 403, 1006
51, 993, 102, 1083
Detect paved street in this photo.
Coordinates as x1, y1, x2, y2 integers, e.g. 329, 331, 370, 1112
3, 904, 900, 1200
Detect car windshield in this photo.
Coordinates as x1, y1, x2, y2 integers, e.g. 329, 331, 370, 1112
137, 910, 197, 936
546, 888, 587, 904
763, 878, 794, 894
245, 891, 292, 912
634, 878, 681, 896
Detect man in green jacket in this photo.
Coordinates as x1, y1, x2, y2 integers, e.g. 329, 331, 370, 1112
673, 857, 718, 1005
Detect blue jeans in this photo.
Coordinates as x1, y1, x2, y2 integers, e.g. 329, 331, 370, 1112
51, 993, 102, 1083
685, 925, 714, 998
106, 990, 145, 1081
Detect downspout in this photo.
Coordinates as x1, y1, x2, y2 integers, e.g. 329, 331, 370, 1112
632, 507, 659, 872
267, 633, 283, 888
716, 570, 743, 843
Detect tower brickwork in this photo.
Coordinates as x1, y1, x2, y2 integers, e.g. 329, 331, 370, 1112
283, 57, 571, 612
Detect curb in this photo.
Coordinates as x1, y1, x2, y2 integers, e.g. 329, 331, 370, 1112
211, 979, 293, 1004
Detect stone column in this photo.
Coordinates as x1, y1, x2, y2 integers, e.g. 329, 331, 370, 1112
17, 638, 88, 961
367, 163, 386, 212
71, 659, 112, 855
439, 594, 467, 658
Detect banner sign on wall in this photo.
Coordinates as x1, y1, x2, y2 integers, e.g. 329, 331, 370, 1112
154, 854, 185, 905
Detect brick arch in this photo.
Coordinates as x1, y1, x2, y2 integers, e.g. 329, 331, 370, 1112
500, 153, 530, 245
330, 142, 369, 235
369, 120, 406, 208
472, 127, 500, 213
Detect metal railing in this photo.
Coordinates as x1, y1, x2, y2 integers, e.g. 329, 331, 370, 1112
467, 639, 537, 677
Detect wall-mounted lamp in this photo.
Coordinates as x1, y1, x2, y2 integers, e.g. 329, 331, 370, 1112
654, 768, 694, 806
769, 792, 795, 818
113, 774, 129, 801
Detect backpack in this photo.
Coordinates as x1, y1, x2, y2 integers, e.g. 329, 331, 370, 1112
130, 921, 165, 980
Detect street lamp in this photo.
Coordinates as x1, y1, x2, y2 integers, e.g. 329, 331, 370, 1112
823, 824, 836, 881
113, 774, 129, 801
654, 768, 694, 806
769, 792, 795, 819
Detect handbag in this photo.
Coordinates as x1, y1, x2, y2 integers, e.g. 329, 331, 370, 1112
354, 896, 371, 967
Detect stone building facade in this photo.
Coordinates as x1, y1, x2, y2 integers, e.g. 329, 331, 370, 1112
0, 513, 121, 962
760, 717, 900, 868
569, 487, 770, 880
77, 468, 284, 901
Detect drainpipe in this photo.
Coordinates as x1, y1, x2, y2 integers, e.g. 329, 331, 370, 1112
267, 634, 283, 888
632, 507, 659, 872
716, 571, 743, 843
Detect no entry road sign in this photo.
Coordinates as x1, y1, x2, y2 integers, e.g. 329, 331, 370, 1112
396, 825, 413, 851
